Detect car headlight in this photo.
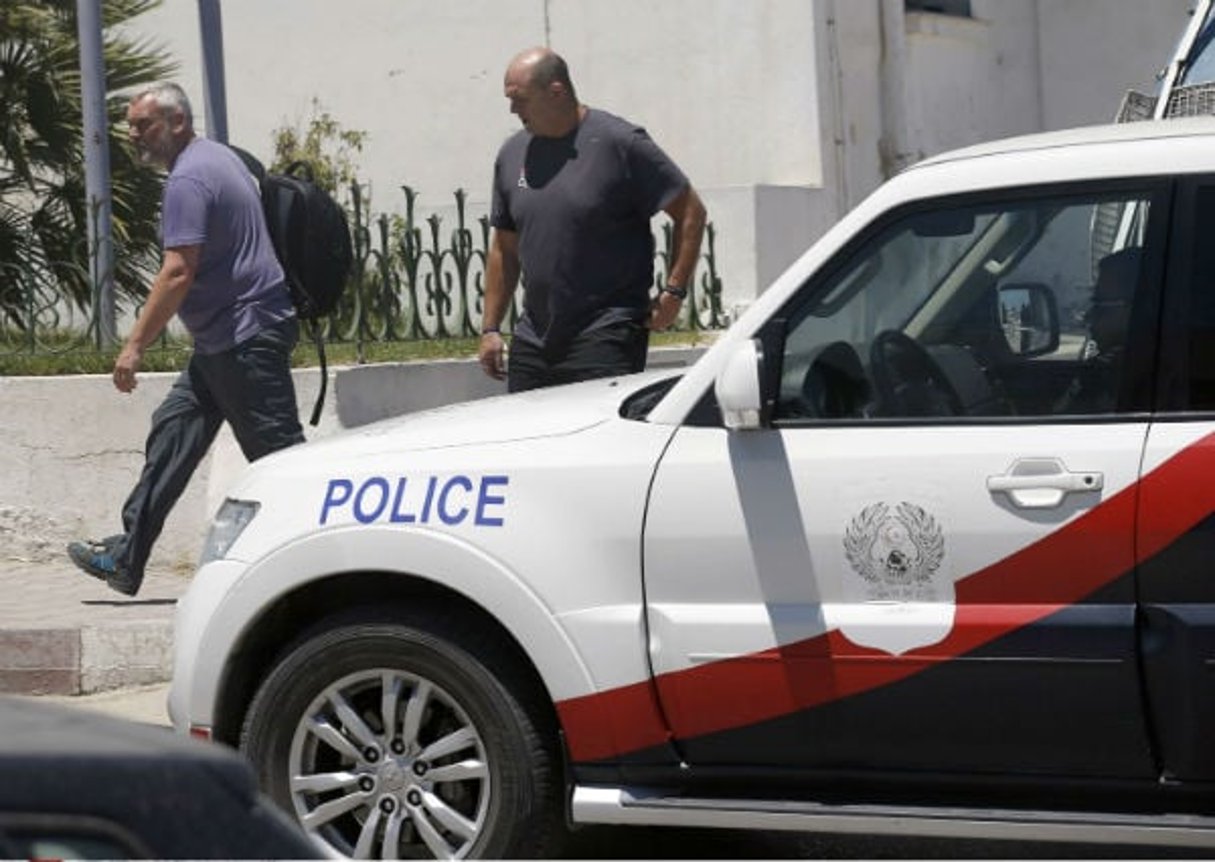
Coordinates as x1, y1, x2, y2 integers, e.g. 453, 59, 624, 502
199, 498, 260, 566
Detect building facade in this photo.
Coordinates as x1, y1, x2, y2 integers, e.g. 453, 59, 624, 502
125, 0, 1190, 315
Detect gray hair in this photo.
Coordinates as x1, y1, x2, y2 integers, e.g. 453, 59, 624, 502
131, 82, 193, 126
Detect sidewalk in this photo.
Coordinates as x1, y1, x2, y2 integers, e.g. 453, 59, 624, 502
0, 559, 188, 696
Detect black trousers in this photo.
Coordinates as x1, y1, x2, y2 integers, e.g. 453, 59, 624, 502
113, 318, 305, 584
507, 320, 649, 393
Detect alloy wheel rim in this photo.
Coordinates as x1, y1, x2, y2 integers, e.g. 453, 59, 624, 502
287, 668, 491, 859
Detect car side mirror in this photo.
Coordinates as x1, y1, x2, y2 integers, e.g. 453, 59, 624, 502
715, 339, 765, 430
998, 282, 1060, 358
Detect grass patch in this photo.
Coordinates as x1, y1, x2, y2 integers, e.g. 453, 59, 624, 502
0, 329, 719, 376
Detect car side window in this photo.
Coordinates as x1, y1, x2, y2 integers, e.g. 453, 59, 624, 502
1182, 186, 1215, 410
774, 191, 1154, 423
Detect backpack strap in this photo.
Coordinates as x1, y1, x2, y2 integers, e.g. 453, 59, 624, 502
229, 145, 267, 182
285, 160, 316, 182
308, 319, 326, 427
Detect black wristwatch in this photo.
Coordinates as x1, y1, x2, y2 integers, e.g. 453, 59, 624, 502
660, 284, 688, 300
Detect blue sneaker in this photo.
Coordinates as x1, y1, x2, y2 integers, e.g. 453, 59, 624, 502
67, 538, 139, 597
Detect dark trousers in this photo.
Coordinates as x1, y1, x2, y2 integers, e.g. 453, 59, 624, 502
507, 320, 649, 393
113, 318, 305, 585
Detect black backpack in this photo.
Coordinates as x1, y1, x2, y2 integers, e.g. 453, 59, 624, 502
230, 146, 353, 426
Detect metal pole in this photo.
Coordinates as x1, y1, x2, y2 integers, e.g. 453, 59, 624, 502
1154, 0, 1215, 119
197, 0, 229, 142
75, 0, 116, 346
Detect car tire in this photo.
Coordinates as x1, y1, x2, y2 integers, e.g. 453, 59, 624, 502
241, 608, 562, 859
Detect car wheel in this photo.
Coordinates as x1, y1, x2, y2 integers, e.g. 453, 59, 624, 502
241, 610, 561, 859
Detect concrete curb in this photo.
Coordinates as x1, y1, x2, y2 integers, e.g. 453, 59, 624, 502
0, 629, 80, 695
0, 559, 186, 697
0, 621, 173, 696
81, 621, 174, 694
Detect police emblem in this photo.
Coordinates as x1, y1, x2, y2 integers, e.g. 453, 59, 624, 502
843, 501, 944, 601
834, 500, 954, 654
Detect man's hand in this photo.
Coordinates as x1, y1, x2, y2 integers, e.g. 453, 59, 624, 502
649, 291, 684, 331
479, 331, 507, 380
113, 244, 198, 394
480, 228, 518, 381
113, 341, 145, 393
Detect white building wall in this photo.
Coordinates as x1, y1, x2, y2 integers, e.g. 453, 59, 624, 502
1037, 0, 1191, 129
127, 0, 828, 309
830, 0, 885, 211
122, 0, 1201, 307
900, 3, 1042, 166
122, 0, 537, 207
548, 0, 822, 188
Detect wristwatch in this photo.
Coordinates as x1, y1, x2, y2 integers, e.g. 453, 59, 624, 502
660, 284, 688, 300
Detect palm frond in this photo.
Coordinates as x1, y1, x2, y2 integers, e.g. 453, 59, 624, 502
0, 0, 170, 322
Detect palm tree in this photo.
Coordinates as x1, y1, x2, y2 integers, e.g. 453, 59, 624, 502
0, 0, 175, 336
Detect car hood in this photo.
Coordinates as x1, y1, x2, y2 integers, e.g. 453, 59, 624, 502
255, 369, 678, 468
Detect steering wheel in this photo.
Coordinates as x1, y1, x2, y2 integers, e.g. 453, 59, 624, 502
869, 330, 965, 417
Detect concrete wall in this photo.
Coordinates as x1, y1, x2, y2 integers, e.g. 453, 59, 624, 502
820, 0, 1193, 186
901, 6, 1041, 163
126, 0, 824, 199
1038, 0, 1191, 130
0, 366, 336, 572
897, 0, 1191, 156
821, 0, 885, 211
0, 349, 704, 573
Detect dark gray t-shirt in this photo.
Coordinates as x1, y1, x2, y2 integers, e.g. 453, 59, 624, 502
162, 138, 294, 354
490, 108, 688, 350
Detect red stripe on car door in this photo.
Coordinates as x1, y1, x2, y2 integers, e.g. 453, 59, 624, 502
558, 431, 1215, 762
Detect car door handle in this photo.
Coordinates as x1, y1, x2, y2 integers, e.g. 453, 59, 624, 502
987, 457, 1103, 509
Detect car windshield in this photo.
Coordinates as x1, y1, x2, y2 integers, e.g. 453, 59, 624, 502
621, 374, 682, 420
1179, 6, 1215, 86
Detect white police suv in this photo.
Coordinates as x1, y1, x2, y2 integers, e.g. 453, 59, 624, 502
171, 118, 1215, 858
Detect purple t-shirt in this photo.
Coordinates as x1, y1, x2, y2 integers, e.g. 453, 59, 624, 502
162, 138, 294, 354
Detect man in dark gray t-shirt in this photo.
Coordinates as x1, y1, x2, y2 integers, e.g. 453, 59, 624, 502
480, 47, 707, 392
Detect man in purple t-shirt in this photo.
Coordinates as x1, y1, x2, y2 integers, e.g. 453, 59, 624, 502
67, 83, 304, 597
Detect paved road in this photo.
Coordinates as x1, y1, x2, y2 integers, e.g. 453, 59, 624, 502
28, 680, 171, 726
25, 682, 1207, 859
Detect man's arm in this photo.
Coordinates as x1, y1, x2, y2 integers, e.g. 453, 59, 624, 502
479, 228, 521, 380
651, 186, 707, 330
113, 245, 199, 393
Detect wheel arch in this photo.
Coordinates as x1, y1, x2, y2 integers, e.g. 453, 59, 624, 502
214, 572, 555, 744
199, 527, 592, 750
